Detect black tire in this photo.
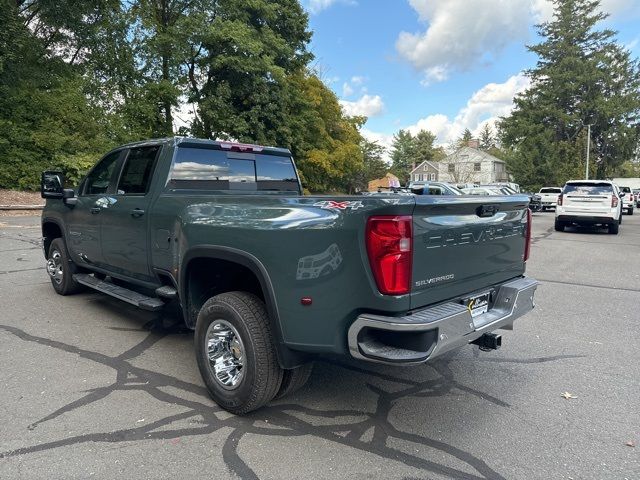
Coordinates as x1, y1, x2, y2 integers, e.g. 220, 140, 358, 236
629, 208, 634, 216
554, 219, 565, 232
609, 222, 619, 234
194, 292, 283, 414
275, 363, 314, 399
47, 238, 84, 295
619, 213, 622, 225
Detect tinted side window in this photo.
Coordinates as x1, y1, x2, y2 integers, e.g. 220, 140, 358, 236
117, 146, 160, 195
84, 151, 121, 195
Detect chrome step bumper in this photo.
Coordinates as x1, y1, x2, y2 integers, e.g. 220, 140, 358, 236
347, 276, 538, 365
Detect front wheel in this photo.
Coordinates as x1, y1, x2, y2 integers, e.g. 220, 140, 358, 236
47, 238, 84, 295
194, 292, 283, 414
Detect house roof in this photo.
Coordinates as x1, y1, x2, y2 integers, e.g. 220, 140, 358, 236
444, 146, 505, 163
409, 160, 439, 174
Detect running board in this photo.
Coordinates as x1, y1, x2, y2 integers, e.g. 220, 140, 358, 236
73, 274, 165, 311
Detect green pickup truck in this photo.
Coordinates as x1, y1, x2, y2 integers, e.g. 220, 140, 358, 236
40, 137, 538, 414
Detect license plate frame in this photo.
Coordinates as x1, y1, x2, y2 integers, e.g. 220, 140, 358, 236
466, 291, 491, 318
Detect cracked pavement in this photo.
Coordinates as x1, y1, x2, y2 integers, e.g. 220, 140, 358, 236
0, 213, 639, 479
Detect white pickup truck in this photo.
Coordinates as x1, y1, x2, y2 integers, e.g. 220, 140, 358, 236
538, 187, 563, 210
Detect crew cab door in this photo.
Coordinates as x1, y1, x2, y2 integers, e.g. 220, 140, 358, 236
66, 149, 124, 268
99, 144, 161, 280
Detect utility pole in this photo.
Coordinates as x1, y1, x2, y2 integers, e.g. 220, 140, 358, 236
585, 124, 592, 180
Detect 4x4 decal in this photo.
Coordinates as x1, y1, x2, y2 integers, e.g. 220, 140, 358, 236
313, 200, 364, 210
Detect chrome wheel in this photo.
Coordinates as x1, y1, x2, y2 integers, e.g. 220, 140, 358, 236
46, 249, 63, 285
205, 320, 245, 390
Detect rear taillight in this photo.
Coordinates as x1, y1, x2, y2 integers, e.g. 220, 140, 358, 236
557, 194, 563, 206
366, 216, 412, 295
524, 208, 532, 262
612, 195, 619, 208
630, 194, 634, 202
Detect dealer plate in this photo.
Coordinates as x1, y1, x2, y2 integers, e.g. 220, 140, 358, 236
466, 292, 490, 318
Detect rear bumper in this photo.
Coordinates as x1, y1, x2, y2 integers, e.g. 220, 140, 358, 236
347, 276, 538, 365
557, 214, 616, 224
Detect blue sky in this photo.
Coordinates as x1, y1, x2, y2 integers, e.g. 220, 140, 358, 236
303, 0, 640, 151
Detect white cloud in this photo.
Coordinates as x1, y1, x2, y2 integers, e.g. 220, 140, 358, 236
342, 82, 354, 97
339, 94, 385, 117
305, 0, 356, 14
363, 74, 530, 150
397, 0, 532, 83
398, 0, 640, 84
351, 75, 366, 85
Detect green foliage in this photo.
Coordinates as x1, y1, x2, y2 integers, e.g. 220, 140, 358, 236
0, 0, 376, 194
390, 129, 442, 184
479, 124, 495, 150
456, 128, 473, 149
498, 0, 640, 191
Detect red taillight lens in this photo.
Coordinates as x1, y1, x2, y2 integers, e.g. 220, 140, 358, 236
557, 194, 563, 206
612, 195, 619, 208
524, 208, 532, 262
366, 215, 412, 295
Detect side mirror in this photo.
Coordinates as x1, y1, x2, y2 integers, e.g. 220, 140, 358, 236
41, 171, 65, 199
63, 188, 77, 206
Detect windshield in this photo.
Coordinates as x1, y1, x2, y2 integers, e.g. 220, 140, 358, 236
564, 183, 613, 195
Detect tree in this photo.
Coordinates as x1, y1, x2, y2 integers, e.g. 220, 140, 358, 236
479, 124, 495, 150
456, 128, 473, 149
350, 139, 388, 192
498, 0, 640, 190
390, 130, 416, 184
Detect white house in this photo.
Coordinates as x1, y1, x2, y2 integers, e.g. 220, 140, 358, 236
437, 146, 509, 185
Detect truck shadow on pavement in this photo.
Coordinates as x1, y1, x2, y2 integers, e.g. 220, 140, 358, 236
0, 309, 582, 480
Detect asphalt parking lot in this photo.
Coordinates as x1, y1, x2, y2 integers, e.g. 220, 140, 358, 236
0, 212, 638, 480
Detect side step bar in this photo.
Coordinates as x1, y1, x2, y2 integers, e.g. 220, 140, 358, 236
73, 274, 165, 311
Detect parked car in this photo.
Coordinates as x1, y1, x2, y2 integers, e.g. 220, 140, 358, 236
633, 189, 640, 208
616, 186, 634, 215
40, 137, 538, 414
537, 187, 562, 211
408, 181, 463, 195
527, 193, 543, 212
555, 180, 623, 234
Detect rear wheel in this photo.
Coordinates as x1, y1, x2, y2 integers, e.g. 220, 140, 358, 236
47, 238, 84, 295
554, 219, 565, 232
609, 221, 619, 234
628, 208, 634, 216
194, 291, 283, 414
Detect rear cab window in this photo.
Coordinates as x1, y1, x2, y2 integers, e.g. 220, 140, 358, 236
564, 182, 613, 195
618, 186, 631, 193
540, 188, 562, 193
168, 146, 300, 193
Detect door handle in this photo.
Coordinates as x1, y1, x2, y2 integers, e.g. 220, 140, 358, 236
130, 208, 145, 218
90, 207, 101, 214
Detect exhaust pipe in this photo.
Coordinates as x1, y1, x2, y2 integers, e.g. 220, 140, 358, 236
472, 333, 502, 351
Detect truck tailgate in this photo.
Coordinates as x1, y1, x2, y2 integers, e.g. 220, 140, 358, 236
410, 195, 530, 310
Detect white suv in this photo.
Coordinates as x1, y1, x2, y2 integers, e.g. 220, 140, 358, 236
538, 187, 562, 210
617, 186, 635, 215
555, 180, 623, 234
